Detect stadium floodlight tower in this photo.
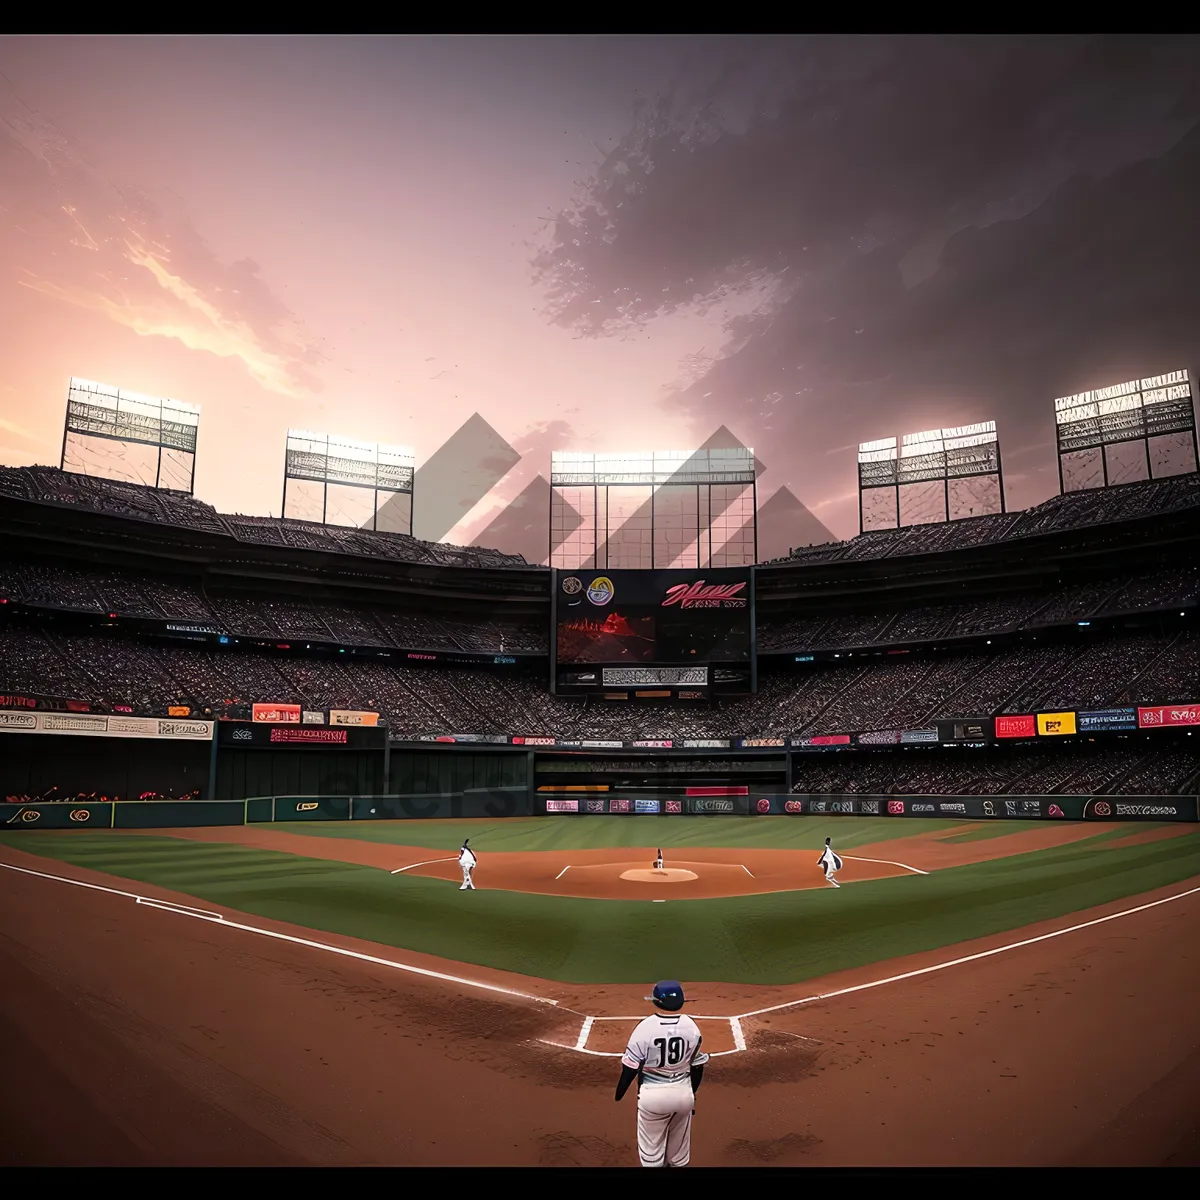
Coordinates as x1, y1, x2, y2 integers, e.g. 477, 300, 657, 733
549, 446, 757, 570
857, 421, 1004, 533
60, 377, 201, 493
1053, 368, 1198, 494
281, 429, 415, 533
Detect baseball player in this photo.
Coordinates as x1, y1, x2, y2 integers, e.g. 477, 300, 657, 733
653, 848, 664, 871
817, 836, 843, 888
458, 838, 477, 890
615, 981, 708, 1168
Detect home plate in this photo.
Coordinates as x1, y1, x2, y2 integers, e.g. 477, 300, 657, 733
621, 868, 698, 883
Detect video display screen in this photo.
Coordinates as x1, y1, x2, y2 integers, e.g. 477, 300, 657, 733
554, 568, 753, 665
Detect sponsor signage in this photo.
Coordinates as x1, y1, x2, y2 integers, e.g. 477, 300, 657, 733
296, 802, 319, 812
269, 727, 348, 744
544, 798, 579, 813
0, 712, 212, 739
632, 740, 673, 748
939, 802, 967, 813
1037, 711, 1077, 737
1078, 707, 1137, 732
900, 728, 938, 744
690, 797, 735, 814
661, 580, 748, 609
665, 799, 683, 813
511, 736, 556, 746
328, 710, 379, 727
586, 798, 606, 813
0, 694, 40, 710
168, 705, 191, 717
737, 737, 786, 748
756, 798, 771, 813
582, 739, 623, 748
792, 734, 852, 749
302, 710, 325, 725
252, 703, 301, 723
859, 800, 880, 814
856, 730, 901, 746
937, 718, 994, 742
888, 800, 905, 814
634, 798, 661, 813
1138, 705, 1200, 728
681, 739, 730, 748
608, 798, 632, 813
69, 809, 91, 822
784, 799, 803, 813
995, 714, 1036, 739
910, 802, 936, 813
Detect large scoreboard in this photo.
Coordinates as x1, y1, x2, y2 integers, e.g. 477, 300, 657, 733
551, 567, 755, 695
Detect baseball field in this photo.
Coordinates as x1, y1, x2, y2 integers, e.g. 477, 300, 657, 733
1, 814, 1199, 1167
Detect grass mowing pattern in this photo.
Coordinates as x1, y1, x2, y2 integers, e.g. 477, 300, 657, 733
268, 815, 974, 852
3, 822, 1199, 985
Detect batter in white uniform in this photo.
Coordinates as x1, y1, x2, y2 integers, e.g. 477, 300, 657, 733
458, 839, 477, 890
616, 981, 709, 1167
818, 836, 843, 887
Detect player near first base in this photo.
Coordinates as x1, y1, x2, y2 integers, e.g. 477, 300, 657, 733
817, 836, 842, 887
458, 838, 477, 890
615, 981, 708, 1167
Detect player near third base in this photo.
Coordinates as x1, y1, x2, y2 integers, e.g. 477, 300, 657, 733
817, 836, 843, 887
615, 981, 708, 1167
458, 838, 477, 890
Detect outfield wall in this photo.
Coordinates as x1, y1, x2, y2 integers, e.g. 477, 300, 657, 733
3, 790, 1195, 830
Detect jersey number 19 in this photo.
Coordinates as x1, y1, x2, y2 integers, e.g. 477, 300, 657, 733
653, 1036, 686, 1067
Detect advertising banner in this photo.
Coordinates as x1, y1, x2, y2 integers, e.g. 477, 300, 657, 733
0, 712, 213, 739
585, 798, 606, 813
688, 796, 736, 814
609, 798, 631, 812
681, 739, 730, 748
329, 710, 379, 727
582, 740, 623, 748
665, 799, 683, 813
900, 728, 939, 744
936, 718, 994, 742
1078, 708, 1137, 732
856, 730, 901, 746
634, 798, 661, 813
632, 740, 673, 748
1138, 705, 1200, 729
1037, 712, 1077, 737
269, 728, 348, 745
736, 737, 786, 747
995, 715, 1036, 739
544, 798, 579, 813
1083, 797, 1198, 820
302, 710, 326, 724
252, 703, 301, 723
792, 734, 851, 749
0, 692, 91, 713
168, 705, 191, 718
511, 736, 556, 745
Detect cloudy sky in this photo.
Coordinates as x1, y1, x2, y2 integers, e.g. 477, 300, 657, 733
2, 35, 1198, 555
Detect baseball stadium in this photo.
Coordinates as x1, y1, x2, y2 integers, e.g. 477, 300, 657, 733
2, 379, 1200, 1168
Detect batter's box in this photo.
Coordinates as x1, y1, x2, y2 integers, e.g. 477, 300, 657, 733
541, 1014, 746, 1057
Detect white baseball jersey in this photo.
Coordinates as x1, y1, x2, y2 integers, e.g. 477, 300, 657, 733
818, 845, 843, 871
458, 847, 477, 870
622, 1013, 708, 1086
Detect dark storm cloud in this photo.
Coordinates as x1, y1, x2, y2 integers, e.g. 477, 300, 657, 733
535, 35, 1200, 523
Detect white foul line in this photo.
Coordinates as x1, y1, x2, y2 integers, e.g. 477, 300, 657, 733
0, 859, 557, 1008
555, 865, 571, 880
736, 883, 1200, 1020
741, 864, 755, 877
390, 857, 458, 875
575, 1016, 594, 1050
841, 853, 928, 876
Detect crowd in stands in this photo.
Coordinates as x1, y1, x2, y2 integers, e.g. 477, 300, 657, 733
757, 566, 1199, 651
0, 560, 545, 654
764, 472, 1200, 566
0, 465, 528, 569
789, 743, 1200, 796
2, 623, 1196, 742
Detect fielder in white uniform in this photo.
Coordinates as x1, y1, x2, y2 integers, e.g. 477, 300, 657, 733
458, 839, 477, 890
616, 981, 709, 1168
817, 836, 843, 887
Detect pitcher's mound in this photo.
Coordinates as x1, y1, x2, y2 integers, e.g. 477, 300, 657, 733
621, 868, 698, 883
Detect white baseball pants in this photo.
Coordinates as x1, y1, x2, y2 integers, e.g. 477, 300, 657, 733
636, 1081, 695, 1167
460, 866, 475, 889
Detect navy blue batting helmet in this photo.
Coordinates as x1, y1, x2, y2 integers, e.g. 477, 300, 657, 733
647, 981, 685, 1011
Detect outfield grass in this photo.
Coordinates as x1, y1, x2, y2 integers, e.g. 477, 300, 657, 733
267, 814, 971, 852
3, 820, 1198, 985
